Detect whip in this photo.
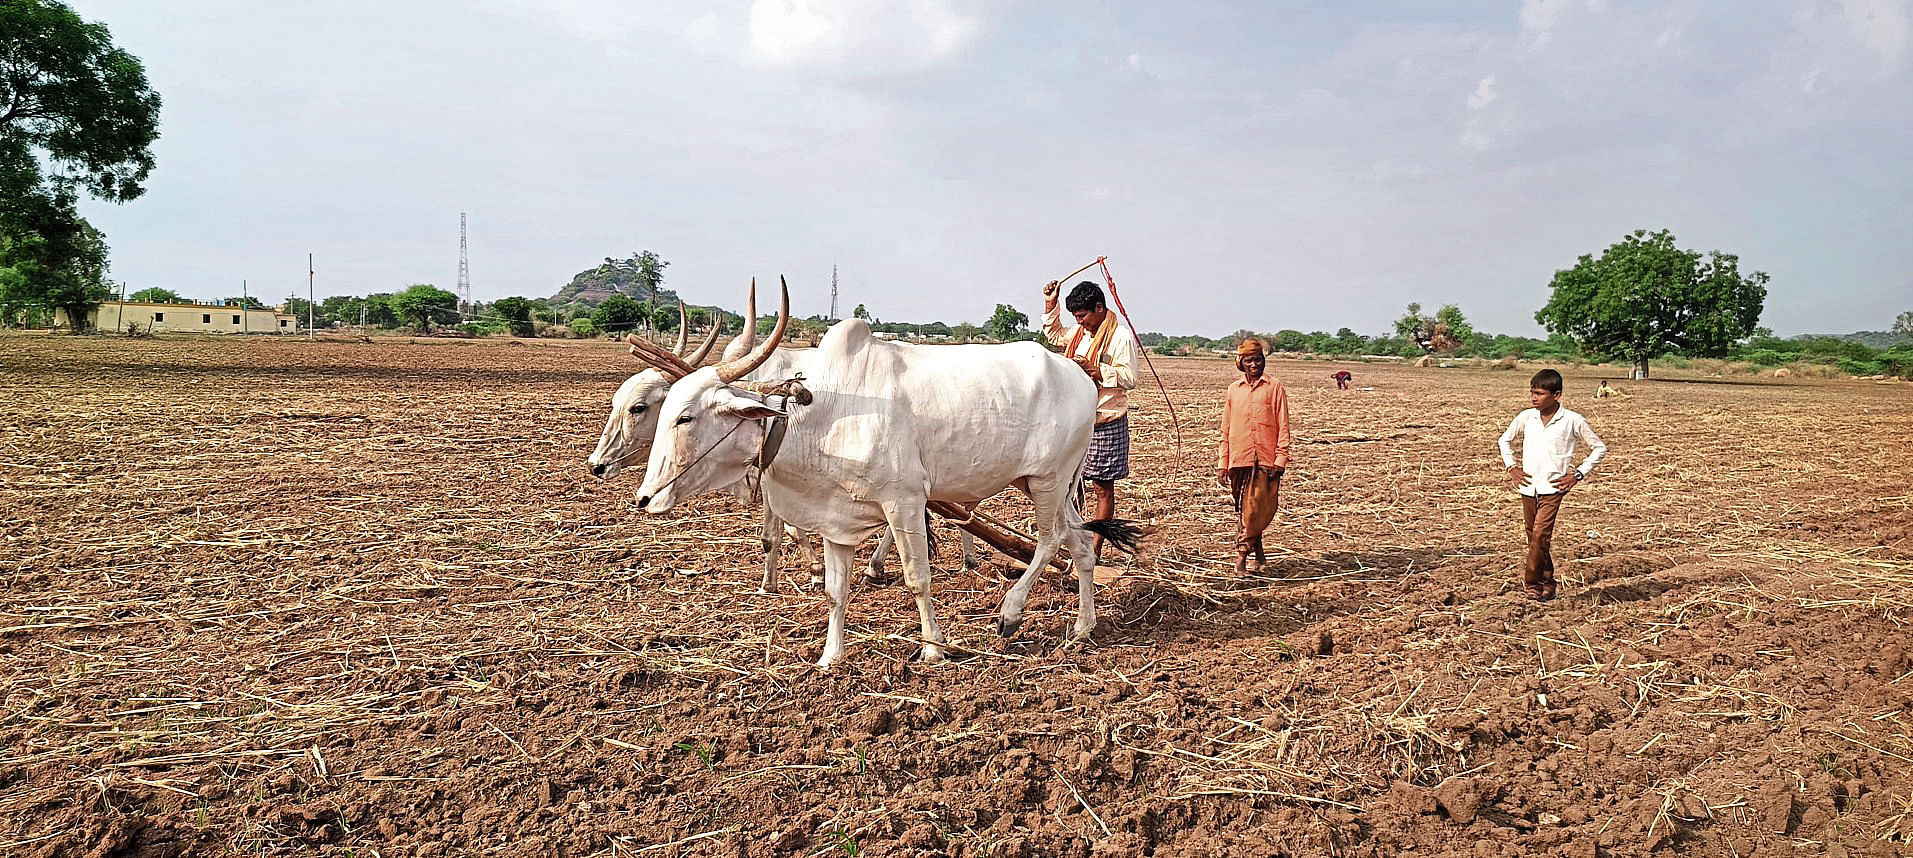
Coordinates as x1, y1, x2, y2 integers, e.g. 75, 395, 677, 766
1054, 256, 1186, 468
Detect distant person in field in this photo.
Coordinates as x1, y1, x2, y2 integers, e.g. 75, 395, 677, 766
1497, 369, 1608, 601
1331, 370, 1353, 390
1217, 338, 1292, 575
1042, 279, 1137, 563
1594, 380, 1617, 398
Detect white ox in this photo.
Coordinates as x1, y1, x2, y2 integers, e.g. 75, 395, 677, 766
632, 279, 1135, 668
587, 290, 826, 590
586, 286, 974, 591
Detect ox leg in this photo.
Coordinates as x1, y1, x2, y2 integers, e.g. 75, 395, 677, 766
1000, 475, 1094, 641
818, 540, 857, 670
759, 504, 783, 594
1059, 493, 1099, 641
866, 528, 895, 582
958, 529, 979, 571
784, 525, 823, 588
883, 502, 948, 664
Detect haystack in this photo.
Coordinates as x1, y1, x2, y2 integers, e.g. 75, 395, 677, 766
1493, 356, 1519, 370
1413, 355, 1435, 368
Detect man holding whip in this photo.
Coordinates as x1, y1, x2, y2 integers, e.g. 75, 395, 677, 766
1042, 279, 1139, 565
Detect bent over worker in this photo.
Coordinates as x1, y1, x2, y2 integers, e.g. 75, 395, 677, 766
1042, 279, 1138, 563
1217, 338, 1292, 575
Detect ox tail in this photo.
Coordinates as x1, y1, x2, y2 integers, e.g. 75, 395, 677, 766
1080, 518, 1143, 555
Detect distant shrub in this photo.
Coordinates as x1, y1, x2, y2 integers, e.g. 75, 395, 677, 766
1838, 358, 1884, 377
568, 318, 599, 338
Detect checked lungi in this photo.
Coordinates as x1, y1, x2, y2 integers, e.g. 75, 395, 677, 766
1083, 415, 1130, 481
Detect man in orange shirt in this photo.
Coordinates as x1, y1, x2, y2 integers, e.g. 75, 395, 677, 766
1217, 338, 1293, 575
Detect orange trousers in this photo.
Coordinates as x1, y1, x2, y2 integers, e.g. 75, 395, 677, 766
1229, 466, 1281, 557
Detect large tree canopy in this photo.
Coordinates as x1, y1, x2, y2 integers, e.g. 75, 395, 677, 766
0, 1, 161, 330
1536, 229, 1768, 378
490, 296, 535, 337
387, 284, 459, 333
0, 0, 162, 208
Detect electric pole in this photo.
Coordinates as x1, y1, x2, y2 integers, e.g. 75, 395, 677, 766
456, 213, 471, 318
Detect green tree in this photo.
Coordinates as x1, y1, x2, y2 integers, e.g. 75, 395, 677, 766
220, 295, 264, 309
0, 1, 162, 207
591, 294, 647, 333
387, 283, 459, 333
1536, 229, 1768, 378
0, 206, 109, 331
1433, 304, 1474, 354
127, 286, 181, 303
984, 303, 1028, 340
367, 294, 400, 328
1394, 303, 1435, 353
853, 303, 869, 321
491, 296, 535, 337
0, 2, 162, 330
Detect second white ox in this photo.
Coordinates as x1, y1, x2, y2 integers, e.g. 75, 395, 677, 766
633, 279, 1135, 668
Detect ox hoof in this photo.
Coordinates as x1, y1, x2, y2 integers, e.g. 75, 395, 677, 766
997, 617, 1022, 639
919, 645, 948, 664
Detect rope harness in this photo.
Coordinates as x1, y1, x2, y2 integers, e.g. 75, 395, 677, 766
641, 375, 810, 499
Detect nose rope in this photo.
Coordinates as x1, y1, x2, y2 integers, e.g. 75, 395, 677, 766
640, 417, 754, 501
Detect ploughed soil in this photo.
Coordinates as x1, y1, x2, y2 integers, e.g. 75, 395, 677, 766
1, 332, 1909, 857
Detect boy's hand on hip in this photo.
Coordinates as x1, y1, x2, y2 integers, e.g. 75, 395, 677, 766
1506, 466, 1527, 488
1550, 472, 1581, 492
1217, 468, 1230, 488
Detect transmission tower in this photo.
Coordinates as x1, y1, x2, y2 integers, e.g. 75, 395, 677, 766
829, 264, 839, 321
456, 213, 471, 317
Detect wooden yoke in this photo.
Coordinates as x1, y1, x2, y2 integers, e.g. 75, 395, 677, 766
926, 501, 1072, 573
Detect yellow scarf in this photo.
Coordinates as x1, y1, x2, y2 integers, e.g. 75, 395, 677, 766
1066, 312, 1118, 374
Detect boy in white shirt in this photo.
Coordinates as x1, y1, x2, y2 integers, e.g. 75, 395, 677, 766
1498, 369, 1608, 601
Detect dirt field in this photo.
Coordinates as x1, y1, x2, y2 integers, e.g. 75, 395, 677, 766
2, 332, 1909, 858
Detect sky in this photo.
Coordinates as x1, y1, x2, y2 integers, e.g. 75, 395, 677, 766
71, 0, 1913, 338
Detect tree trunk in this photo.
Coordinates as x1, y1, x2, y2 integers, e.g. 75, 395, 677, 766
1635, 357, 1650, 379
62, 305, 92, 334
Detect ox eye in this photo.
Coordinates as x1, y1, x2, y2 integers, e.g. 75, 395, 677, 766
675, 414, 693, 426
628, 404, 646, 415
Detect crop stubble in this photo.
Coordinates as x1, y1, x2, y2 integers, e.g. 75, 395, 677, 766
1, 333, 1909, 857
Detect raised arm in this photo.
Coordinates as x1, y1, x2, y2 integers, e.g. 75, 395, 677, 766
1041, 281, 1068, 346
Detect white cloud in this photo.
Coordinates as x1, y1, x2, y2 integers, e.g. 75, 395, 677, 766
1467, 75, 1499, 110
1840, 0, 1910, 70
1519, 0, 1571, 49
746, 0, 986, 75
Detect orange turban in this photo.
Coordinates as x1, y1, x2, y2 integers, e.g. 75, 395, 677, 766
1237, 338, 1266, 357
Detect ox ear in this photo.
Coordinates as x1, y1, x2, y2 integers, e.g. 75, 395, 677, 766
715, 391, 785, 421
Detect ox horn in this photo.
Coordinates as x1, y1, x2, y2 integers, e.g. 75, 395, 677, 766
625, 333, 693, 380
671, 300, 689, 356
715, 276, 788, 383
736, 277, 758, 352
682, 307, 723, 365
